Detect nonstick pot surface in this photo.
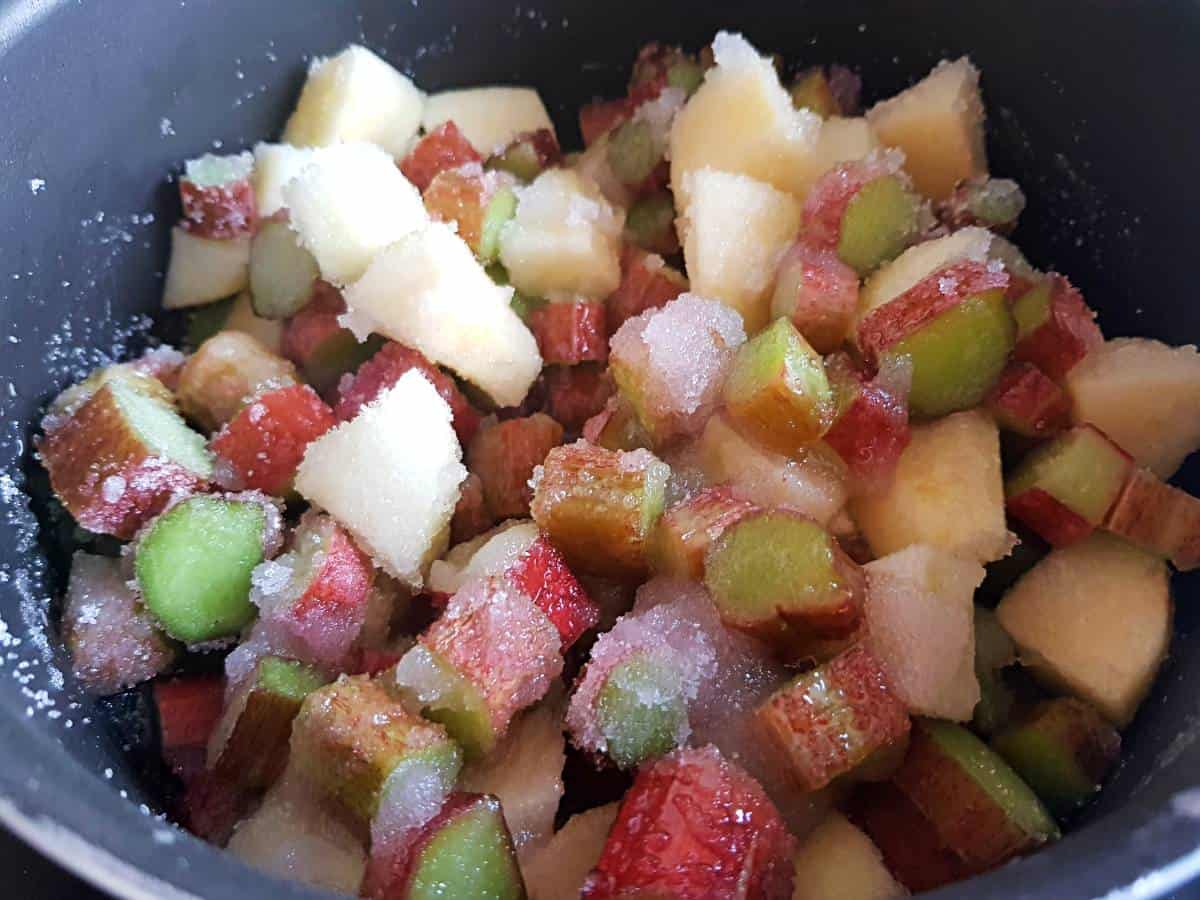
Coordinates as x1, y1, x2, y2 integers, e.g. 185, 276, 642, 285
1, 1, 1198, 898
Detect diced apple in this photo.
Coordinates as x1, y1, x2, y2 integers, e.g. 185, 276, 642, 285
985, 362, 1070, 438
223, 290, 284, 353
863, 545, 984, 720
1065, 337, 1200, 479
521, 804, 619, 900
162, 226, 251, 309
468, 414, 564, 520
996, 533, 1172, 727
498, 168, 623, 302
487, 128, 562, 183
422, 165, 518, 263
850, 409, 1012, 564
179, 152, 257, 240
1011, 275, 1103, 380
282, 44, 424, 158
251, 142, 316, 218
423, 86, 555, 157
1105, 467, 1200, 570
249, 218, 321, 320
295, 370, 467, 588
342, 221, 542, 408
694, 413, 848, 526
669, 31, 821, 206
866, 58, 987, 200
770, 240, 860, 354
177, 330, 297, 432
647, 485, 758, 580
527, 301, 607, 365
790, 812, 908, 900
399, 121, 482, 191
679, 167, 802, 333
1005, 425, 1133, 547
282, 142, 429, 285
427, 520, 540, 598
606, 246, 688, 336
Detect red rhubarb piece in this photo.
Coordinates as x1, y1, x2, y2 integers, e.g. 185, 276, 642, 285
528, 302, 608, 365
399, 121, 481, 192
985, 362, 1070, 438
505, 534, 599, 649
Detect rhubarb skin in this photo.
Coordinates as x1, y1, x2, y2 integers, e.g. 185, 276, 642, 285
582, 746, 795, 900
155, 675, 226, 752
399, 121, 482, 191
468, 414, 564, 520
210, 383, 336, 495
180, 154, 257, 240
606, 245, 688, 337
281, 284, 384, 398
823, 354, 912, 489
757, 643, 910, 792
543, 364, 615, 433
451, 472, 494, 544
177, 330, 298, 432
985, 362, 1070, 438
506, 534, 600, 649
528, 301, 608, 365
1104, 467, 1200, 571
1011, 275, 1103, 381
647, 485, 759, 580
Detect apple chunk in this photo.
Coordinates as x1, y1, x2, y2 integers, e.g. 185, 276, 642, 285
162, 226, 251, 310
996, 533, 1171, 727
251, 142, 315, 218
790, 812, 907, 900
422, 86, 555, 157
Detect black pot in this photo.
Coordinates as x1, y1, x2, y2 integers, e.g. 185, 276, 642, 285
1, 1, 1198, 897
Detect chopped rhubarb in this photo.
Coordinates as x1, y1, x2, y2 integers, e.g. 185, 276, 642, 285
1103, 466, 1200, 571
823, 353, 912, 489
581, 746, 795, 900
334, 341, 481, 445
155, 675, 225, 751
936, 176, 1026, 234
399, 121, 482, 191
770, 240, 860, 354
985, 361, 1070, 438
647, 485, 758, 580
177, 330, 298, 432
624, 192, 679, 256
582, 395, 653, 452
451, 472, 494, 544
580, 98, 634, 147
757, 643, 910, 791
530, 441, 671, 578
468, 414, 564, 520
1012, 275, 1103, 381
249, 218, 321, 321
210, 383, 335, 496
422, 165, 517, 263
630, 43, 704, 98
543, 364, 614, 432
179, 152, 257, 240
487, 127, 562, 182
1005, 425, 1134, 547
527, 301, 608, 365
606, 245, 688, 337
282, 285, 385, 398
505, 534, 599, 649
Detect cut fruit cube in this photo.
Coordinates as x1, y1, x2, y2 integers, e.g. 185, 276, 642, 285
647, 485, 758, 580
392, 642, 497, 759
1011, 275, 1103, 381
177, 330, 297, 432
223, 291, 285, 353
594, 651, 690, 769
296, 370, 467, 587
624, 191, 679, 256
936, 176, 1026, 234
996, 533, 1171, 727
694, 413, 848, 525
520, 804, 619, 900
249, 218, 321, 320
155, 675, 225, 753
210, 383, 336, 496
498, 168, 624, 301
282, 44, 424, 158
669, 31, 821, 206
251, 142, 316, 218
179, 151, 257, 240
790, 812, 907, 900
543, 364, 614, 433
757, 643, 910, 791
290, 675, 462, 824
770, 240, 860, 354
506, 534, 600, 650
487, 128, 562, 183
335, 341, 481, 445
863, 545, 984, 721
985, 361, 1070, 438
679, 167, 802, 333
866, 58, 986, 201
341, 220, 542, 408
1065, 337, 1200, 479
208, 656, 328, 790
282, 142, 429, 285
606, 246, 688, 336
422, 165, 518, 263
162, 226, 251, 309
468, 414, 565, 520
892, 719, 1058, 872
1005, 425, 1134, 547
583, 395, 652, 452
136, 494, 273, 643
399, 121, 482, 191
850, 409, 1012, 564
281, 285, 384, 397
823, 353, 912, 489
38, 376, 212, 539
992, 697, 1121, 820
704, 510, 864, 652
581, 745, 795, 900
802, 150, 920, 276
610, 293, 746, 447
422, 86, 555, 157
451, 472, 493, 545
722, 317, 836, 456
62, 552, 176, 695
530, 441, 671, 578
527, 301, 607, 365
365, 793, 526, 900
1105, 467, 1200, 570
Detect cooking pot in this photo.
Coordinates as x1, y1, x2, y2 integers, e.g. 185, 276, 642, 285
1, 1, 1198, 897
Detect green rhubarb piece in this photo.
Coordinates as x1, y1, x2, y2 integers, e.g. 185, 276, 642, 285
112, 378, 213, 479
790, 68, 837, 117
837, 175, 921, 276
667, 59, 705, 96
135, 495, 265, 643
393, 643, 496, 760
185, 152, 252, 187
883, 288, 1014, 418
723, 317, 836, 456
249, 219, 320, 320
972, 607, 1017, 737
406, 795, 526, 900
1013, 280, 1053, 341
1005, 426, 1132, 524
488, 139, 548, 183
992, 698, 1120, 819
704, 511, 862, 648
594, 397, 653, 453
302, 332, 385, 397
965, 179, 1025, 229
596, 652, 688, 769
607, 119, 660, 187
625, 192, 676, 253
186, 296, 235, 349
488, 263, 545, 321
478, 187, 518, 264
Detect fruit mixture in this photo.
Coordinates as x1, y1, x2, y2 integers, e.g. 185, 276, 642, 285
40, 31, 1200, 899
